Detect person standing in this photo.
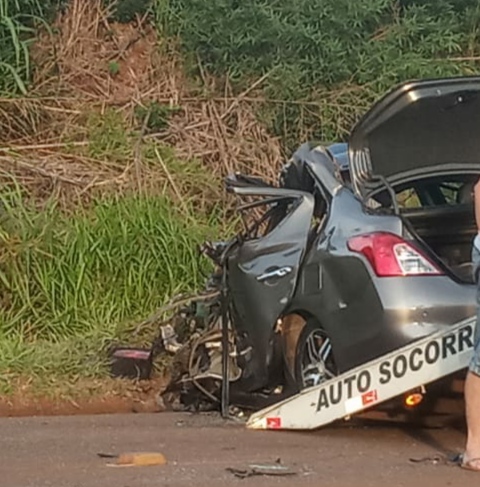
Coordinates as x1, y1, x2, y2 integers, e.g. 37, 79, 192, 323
462, 178, 480, 471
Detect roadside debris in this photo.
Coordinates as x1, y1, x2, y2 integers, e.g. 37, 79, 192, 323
98, 451, 167, 467
108, 290, 218, 383
226, 459, 297, 478
409, 455, 446, 465
109, 347, 153, 380
158, 324, 182, 354
409, 453, 463, 466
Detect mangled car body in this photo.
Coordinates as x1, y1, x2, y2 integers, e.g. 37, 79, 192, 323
163, 76, 480, 418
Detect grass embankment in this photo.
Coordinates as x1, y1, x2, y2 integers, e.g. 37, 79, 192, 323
0, 0, 272, 401
0, 186, 220, 396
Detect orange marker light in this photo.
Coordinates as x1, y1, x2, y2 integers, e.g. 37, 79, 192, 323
404, 393, 423, 407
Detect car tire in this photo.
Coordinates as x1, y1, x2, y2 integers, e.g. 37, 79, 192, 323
294, 319, 337, 390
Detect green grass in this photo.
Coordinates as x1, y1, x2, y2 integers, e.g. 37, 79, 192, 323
0, 99, 231, 394
86, 108, 133, 162
0, 0, 60, 95
0, 185, 220, 390
0, 188, 217, 339
0, 333, 106, 395
158, 0, 480, 146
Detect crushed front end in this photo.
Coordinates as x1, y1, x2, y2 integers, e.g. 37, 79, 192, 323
160, 169, 316, 413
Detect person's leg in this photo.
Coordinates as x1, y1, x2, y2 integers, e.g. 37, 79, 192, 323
464, 371, 480, 466
463, 245, 480, 469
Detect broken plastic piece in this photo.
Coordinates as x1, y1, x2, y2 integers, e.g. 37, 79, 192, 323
160, 324, 182, 353
98, 452, 167, 467
109, 347, 152, 380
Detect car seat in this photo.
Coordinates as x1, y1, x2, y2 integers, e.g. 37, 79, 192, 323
450, 181, 476, 282
456, 181, 474, 205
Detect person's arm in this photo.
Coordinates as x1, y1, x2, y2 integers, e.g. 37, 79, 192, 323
474, 179, 480, 234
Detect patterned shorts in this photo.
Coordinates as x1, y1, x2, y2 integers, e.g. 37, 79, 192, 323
469, 244, 480, 376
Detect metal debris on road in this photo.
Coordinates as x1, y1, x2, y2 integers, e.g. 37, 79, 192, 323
408, 454, 460, 466
226, 459, 297, 478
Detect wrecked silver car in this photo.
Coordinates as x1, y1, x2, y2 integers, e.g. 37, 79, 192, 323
157, 76, 480, 419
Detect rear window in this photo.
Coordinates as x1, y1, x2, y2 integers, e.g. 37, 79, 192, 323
370, 175, 478, 210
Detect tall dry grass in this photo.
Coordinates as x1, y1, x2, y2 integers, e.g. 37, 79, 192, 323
0, 0, 283, 209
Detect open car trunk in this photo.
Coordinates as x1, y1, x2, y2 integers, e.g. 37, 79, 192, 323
346, 76, 480, 284
348, 76, 480, 199
401, 204, 476, 283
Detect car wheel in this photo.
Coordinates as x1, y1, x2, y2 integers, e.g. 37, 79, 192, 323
294, 320, 337, 390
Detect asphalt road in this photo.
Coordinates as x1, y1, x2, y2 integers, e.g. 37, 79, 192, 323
1, 412, 476, 487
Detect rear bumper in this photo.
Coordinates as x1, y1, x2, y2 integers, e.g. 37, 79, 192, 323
375, 275, 476, 346
377, 275, 476, 317
328, 274, 477, 373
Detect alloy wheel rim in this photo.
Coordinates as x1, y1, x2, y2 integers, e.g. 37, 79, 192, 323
301, 329, 335, 388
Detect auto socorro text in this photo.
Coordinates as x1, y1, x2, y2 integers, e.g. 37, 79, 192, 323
316, 322, 475, 412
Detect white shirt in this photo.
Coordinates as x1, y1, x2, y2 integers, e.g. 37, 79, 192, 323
474, 234, 480, 251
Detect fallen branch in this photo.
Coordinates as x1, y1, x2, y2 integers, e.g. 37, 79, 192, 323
154, 146, 191, 217
220, 68, 277, 121
0, 156, 85, 186
0, 141, 88, 152
447, 56, 480, 62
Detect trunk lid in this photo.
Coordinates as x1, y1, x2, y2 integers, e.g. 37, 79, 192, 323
349, 76, 480, 198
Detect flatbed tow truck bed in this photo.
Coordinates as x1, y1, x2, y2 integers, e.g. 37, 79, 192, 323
246, 316, 475, 431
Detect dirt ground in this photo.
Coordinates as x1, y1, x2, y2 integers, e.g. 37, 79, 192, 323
1, 410, 475, 487
0, 377, 167, 417
0, 394, 139, 417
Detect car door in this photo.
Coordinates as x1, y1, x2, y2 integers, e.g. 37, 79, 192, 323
225, 185, 314, 386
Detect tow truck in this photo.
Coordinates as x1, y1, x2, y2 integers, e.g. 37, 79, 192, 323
245, 316, 475, 430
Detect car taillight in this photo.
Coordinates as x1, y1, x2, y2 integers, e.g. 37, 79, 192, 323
347, 232, 442, 277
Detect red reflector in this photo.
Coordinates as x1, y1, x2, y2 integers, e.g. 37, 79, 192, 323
362, 390, 378, 406
347, 232, 442, 277
266, 417, 282, 429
